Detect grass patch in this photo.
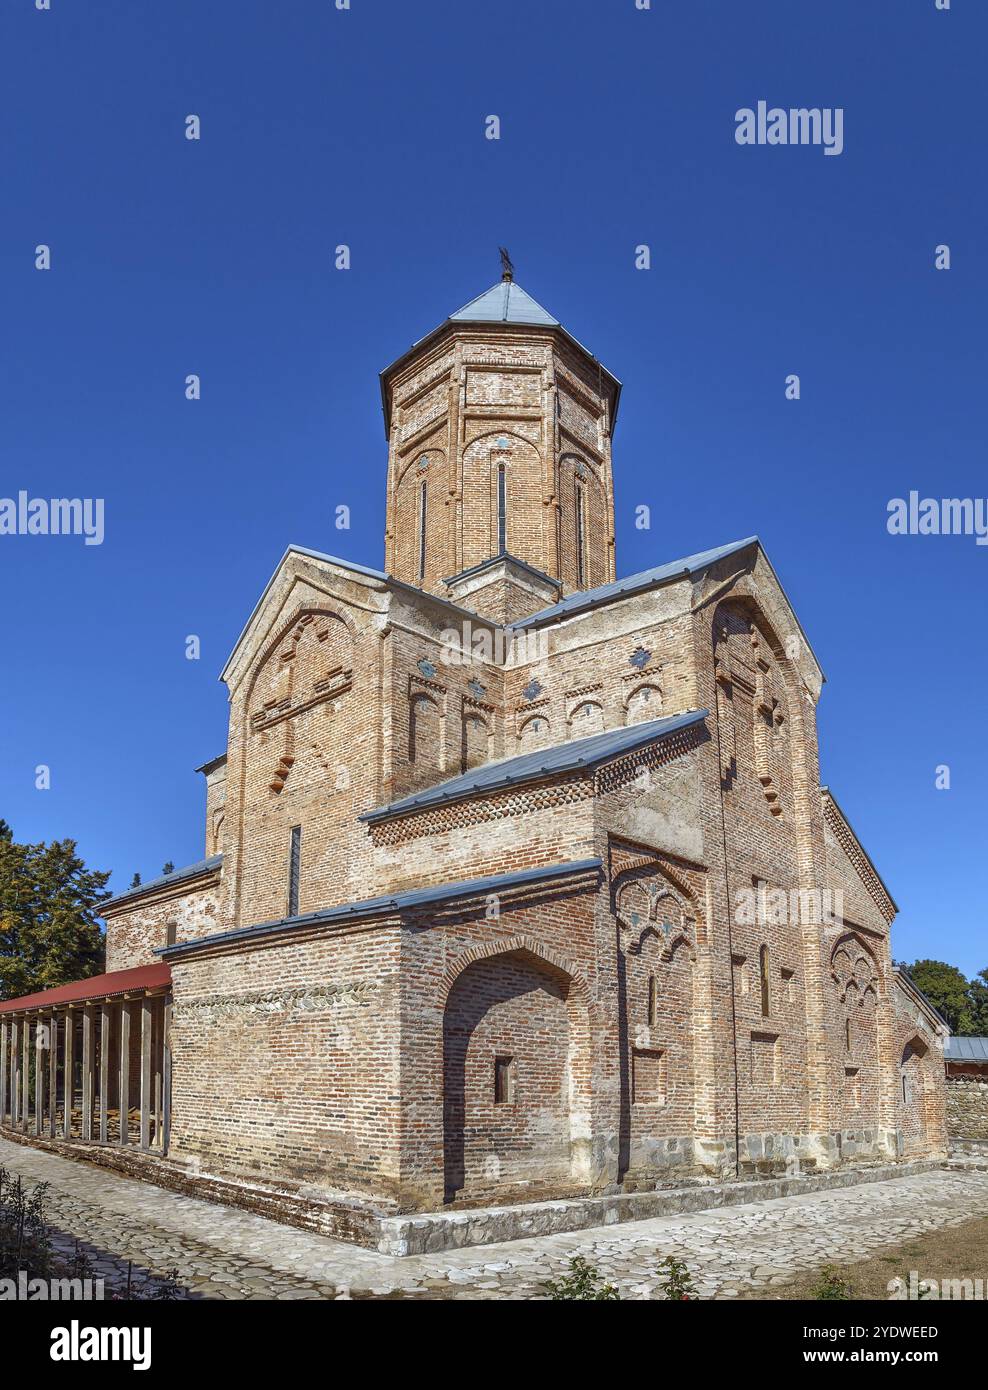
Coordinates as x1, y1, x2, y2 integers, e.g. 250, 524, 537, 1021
741, 1214, 988, 1300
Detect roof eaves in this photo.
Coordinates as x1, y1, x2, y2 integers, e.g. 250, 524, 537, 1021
159, 858, 603, 960
0, 963, 172, 1014
194, 753, 228, 777
821, 786, 899, 915
509, 537, 759, 632
103, 855, 223, 913
359, 709, 708, 824
893, 965, 950, 1034
379, 319, 622, 438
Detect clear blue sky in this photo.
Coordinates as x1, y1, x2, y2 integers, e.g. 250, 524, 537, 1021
1, 1, 984, 975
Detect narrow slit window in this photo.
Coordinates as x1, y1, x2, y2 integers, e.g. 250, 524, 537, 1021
647, 974, 657, 1026
845, 1017, 852, 1054
575, 484, 586, 586
494, 1055, 515, 1105
418, 481, 428, 582
497, 464, 507, 554
288, 825, 302, 917
759, 944, 770, 1017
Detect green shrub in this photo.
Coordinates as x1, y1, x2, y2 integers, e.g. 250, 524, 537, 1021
541, 1256, 620, 1301
656, 1255, 698, 1300
813, 1265, 854, 1300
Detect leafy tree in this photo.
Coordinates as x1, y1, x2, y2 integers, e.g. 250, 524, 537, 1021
129, 872, 142, 889
161, 862, 175, 876
967, 969, 988, 1035
0, 820, 108, 1000
903, 959, 973, 1033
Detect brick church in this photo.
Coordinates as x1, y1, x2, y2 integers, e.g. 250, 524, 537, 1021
1, 265, 947, 1239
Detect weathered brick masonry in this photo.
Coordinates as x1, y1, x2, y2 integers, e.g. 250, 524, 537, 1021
95, 269, 947, 1222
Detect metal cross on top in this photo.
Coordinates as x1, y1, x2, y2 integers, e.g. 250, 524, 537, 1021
499, 246, 515, 282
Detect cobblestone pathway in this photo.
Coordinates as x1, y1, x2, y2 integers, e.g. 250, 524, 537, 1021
3, 1137, 988, 1300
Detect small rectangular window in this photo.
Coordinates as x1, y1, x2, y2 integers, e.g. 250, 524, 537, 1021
288, 825, 302, 917
494, 1055, 515, 1105
165, 921, 177, 947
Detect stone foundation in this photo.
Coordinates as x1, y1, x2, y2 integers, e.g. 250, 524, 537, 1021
1, 1121, 943, 1255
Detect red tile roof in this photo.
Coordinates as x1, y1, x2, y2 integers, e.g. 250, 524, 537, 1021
0, 963, 171, 1014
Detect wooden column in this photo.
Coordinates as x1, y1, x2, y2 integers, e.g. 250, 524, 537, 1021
81, 1006, 93, 1142
153, 1000, 163, 1149
161, 1000, 172, 1156
0, 1018, 8, 1126
20, 1018, 30, 1133
48, 1011, 58, 1138
11, 1019, 21, 1128
140, 995, 152, 1151
33, 1017, 44, 1135
99, 1005, 110, 1143
118, 1000, 130, 1146
63, 1010, 75, 1139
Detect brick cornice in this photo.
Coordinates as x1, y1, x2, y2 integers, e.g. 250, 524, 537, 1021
821, 789, 897, 924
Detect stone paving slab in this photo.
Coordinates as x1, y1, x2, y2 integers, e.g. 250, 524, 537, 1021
2, 1136, 988, 1300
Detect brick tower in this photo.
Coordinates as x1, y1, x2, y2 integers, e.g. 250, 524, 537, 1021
380, 260, 621, 623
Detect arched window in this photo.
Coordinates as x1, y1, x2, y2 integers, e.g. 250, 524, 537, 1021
570, 700, 604, 735
418, 481, 428, 582
518, 713, 550, 751
497, 463, 507, 554
461, 712, 488, 771
287, 824, 302, 917
575, 483, 587, 586
409, 692, 441, 767
759, 944, 770, 1017
626, 684, 662, 725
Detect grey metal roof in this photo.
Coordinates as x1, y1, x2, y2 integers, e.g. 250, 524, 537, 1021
360, 709, 708, 824
160, 858, 602, 959
104, 854, 223, 912
443, 551, 560, 591
509, 537, 759, 631
286, 546, 388, 582
946, 1036, 988, 1062
194, 753, 228, 777
379, 275, 623, 436
449, 279, 560, 327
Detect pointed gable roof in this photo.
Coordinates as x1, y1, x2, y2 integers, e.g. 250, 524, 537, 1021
379, 270, 621, 436
449, 279, 560, 327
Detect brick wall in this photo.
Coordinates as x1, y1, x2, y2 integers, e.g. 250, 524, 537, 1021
167, 927, 403, 1196
104, 875, 222, 972
383, 324, 617, 606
